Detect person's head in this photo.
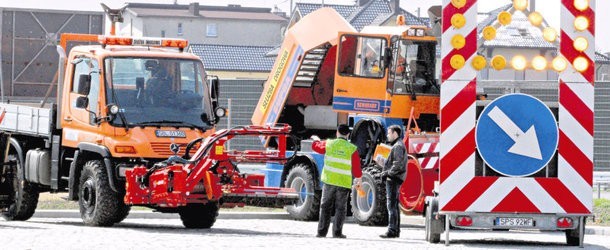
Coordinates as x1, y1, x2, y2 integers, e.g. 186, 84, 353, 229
387, 125, 402, 143
337, 124, 351, 138
145, 60, 159, 72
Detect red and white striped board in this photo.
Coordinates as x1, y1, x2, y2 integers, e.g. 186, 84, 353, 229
407, 136, 439, 169
439, 0, 594, 214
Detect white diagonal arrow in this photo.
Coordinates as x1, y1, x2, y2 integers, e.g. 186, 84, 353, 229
487, 106, 542, 160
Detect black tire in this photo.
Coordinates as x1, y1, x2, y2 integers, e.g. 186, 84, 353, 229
78, 160, 124, 227
566, 218, 585, 246
284, 163, 320, 221
350, 166, 388, 226
112, 204, 131, 224
179, 202, 219, 229
425, 198, 441, 243
0, 154, 39, 221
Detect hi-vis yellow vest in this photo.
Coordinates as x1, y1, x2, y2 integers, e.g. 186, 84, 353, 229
321, 139, 358, 189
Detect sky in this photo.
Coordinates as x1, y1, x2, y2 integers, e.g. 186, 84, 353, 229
1, 0, 608, 52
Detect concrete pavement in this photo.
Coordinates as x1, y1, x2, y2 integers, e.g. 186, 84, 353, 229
31, 209, 610, 236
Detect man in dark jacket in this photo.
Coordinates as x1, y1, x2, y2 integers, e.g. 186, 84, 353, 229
378, 125, 407, 238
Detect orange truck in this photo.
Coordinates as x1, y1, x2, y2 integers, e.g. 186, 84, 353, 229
253, 8, 440, 225
0, 33, 225, 226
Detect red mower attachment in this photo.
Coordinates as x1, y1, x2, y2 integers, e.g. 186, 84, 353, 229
124, 124, 299, 209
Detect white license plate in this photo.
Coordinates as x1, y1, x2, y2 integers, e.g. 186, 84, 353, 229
495, 217, 534, 227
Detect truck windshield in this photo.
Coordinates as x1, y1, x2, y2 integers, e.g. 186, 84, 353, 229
104, 57, 213, 129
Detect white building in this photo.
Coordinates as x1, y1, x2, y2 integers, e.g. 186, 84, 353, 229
109, 2, 288, 46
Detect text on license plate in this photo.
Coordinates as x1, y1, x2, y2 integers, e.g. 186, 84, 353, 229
495, 217, 534, 227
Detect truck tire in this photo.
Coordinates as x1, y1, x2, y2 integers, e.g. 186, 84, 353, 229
112, 205, 131, 224
284, 163, 320, 221
565, 218, 585, 246
351, 166, 388, 226
1, 154, 39, 221
78, 159, 124, 227
425, 197, 442, 243
179, 202, 219, 229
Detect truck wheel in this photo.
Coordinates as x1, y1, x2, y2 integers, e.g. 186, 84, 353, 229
112, 205, 131, 224
1, 154, 39, 221
425, 197, 442, 243
351, 166, 388, 226
284, 163, 320, 221
78, 160, 123, 227
179, 202, 219, 229
565, 218, 585, 246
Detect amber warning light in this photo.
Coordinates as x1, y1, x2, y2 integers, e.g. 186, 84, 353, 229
98, 36, 188, 49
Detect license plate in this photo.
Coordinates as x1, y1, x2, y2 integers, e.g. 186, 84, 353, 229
155, 130, 186, 138
495, 217, 534, 227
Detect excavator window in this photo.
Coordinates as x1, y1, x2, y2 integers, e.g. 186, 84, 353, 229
337, 35, 387, 79
389, 40, 437, 96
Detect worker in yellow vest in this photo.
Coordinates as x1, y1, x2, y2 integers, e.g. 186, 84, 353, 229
311, 124, 362, 238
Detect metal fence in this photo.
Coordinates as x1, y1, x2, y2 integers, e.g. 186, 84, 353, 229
0, 8, 103, 98
217, 79, 266, 151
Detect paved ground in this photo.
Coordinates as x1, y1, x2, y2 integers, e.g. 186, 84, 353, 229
1, 211, 609, 249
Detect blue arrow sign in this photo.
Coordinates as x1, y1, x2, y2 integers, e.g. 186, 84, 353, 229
475, 94, 558, 177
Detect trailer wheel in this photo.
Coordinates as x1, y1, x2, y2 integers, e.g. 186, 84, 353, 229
179, 202, 219, 229
0, 154, 39, 221
565, 218, 585, 246
351, 166, 388, 226
425, 197, 442, 243
78, 160, 124, 227
284, 163, 320, 221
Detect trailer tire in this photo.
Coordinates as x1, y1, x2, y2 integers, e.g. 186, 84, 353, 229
351, 166, 388, 226
78, 160, 123, 227
425, 197, 442, 243
565, 218, 585, 246
284, 163, 320, 221
179, 202, 219, 229
1, 154, 39, 221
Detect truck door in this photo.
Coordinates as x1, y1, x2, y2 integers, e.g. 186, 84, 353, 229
333, 33, 390, 115
62, 56, 104, 147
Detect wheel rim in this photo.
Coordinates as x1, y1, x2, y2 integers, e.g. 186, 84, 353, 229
356, 182, 374, 214
81, 179, 96, 214
290, 177, 307, 207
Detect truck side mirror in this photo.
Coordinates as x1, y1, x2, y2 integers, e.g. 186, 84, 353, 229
382, 47, 392, 70
76, 96, 89, 109
209, 77, 219, 101
78, 74, 91, 95
207, 75, 220, 112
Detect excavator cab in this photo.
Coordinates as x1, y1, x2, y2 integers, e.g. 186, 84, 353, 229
333, 27, 439, 124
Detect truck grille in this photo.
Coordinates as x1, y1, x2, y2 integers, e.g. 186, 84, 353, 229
150, 142, 198, 156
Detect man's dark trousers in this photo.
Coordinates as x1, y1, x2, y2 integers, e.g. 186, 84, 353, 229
386, 178, 401, 235
317, 184, 350, 237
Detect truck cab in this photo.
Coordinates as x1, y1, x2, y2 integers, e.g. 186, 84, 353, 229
0, 35, 223, 226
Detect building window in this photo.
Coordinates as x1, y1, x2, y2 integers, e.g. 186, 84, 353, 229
178, 23, 183, 36
206, 23, 217, 37
161, 30, 166, 38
